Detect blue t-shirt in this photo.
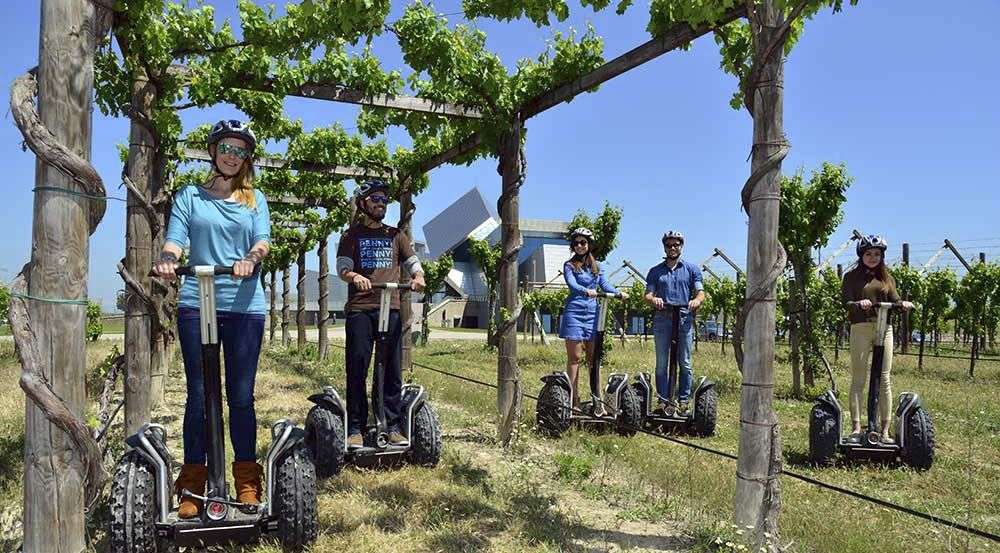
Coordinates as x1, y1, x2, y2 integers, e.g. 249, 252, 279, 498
164, 185, 271, 314
645, 259, 704, 316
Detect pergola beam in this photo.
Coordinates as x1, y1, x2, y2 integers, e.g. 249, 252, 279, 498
257, 80, 484, 118
181, 148, 391, 179
520, 5, 747, 119
169, 65, 482, 119
418, 6, 747, 173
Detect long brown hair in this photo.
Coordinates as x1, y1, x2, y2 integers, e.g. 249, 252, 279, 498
568, 252, 600, 276
208, 145, 257, 209
857, 253, 897, 296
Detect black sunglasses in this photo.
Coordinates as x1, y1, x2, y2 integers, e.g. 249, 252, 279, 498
367, 195, 390, 205
572, 240, 589, 246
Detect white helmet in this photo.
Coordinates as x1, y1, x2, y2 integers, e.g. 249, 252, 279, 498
856, 234, 888, 257
662, 230, 685, 245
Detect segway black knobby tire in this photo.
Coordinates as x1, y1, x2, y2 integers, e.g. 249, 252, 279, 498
273, 442, 318, 550
407, 401, 443, 467
109, 450, 171, 553
616, 384, 643, 437
901, 407, 935, 471
809, 402, 839, 466
692, 387, 718, 437
631, 382, 648, 421
305, 404, 346, 479
535, 382, 572, 437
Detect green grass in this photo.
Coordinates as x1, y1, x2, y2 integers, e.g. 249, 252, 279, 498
401, 338, 1000, 553
0, 335, 997, 552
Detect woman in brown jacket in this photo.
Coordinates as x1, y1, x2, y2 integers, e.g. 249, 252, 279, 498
841, 234, 914, 443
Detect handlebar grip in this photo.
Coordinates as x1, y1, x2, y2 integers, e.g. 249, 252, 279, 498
371, 282, 401, 290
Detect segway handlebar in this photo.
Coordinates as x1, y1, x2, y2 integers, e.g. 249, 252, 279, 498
593, 291, 623, 299
371, 282, 402, 290
847, 300, 916, 309
149, 265, 235, 277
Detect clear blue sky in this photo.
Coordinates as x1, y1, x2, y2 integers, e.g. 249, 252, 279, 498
2, 1, 998, 310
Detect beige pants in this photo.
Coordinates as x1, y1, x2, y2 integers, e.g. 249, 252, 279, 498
849, 322, 893, 429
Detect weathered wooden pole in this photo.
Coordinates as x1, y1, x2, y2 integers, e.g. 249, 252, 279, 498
735, 0, 785, 545
268, 269, 277, 342
22, 1, 98, 550
282, 266, 291, 346
297, 250, 306, 349
398, 181, 415, 371
901, 243, 910, 354
123, 70, 156, 434
496, 119, 524, 445
318, 235, 330, 360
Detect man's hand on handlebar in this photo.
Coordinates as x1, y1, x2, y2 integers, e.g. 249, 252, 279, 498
586, 289, 598, 298
688, 297, 702, 311
651, 297, 665, 310
352, 274, 372, 291
411, 274, 426, 292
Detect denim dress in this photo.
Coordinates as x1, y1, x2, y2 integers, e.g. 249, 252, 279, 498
558, 263, 618, 341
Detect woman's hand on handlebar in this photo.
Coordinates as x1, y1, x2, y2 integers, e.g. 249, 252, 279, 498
900, 300, 915, 311
856, 299, 873, 311
352, 274, 372, 291
152, 252, 178, 280
585, 289, 598, 298
152, 260, 177, 280
232, 259, 255, 279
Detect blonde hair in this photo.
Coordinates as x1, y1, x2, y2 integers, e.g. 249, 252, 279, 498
209, 145, 257, 209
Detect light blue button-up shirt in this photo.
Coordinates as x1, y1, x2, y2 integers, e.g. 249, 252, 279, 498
645, 259, 704, 315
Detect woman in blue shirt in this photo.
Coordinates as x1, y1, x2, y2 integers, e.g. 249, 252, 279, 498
152, 120, 271, 519
558, 228, 625, 406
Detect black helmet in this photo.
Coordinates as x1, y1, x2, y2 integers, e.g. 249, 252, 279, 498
355, 179, 391, 201
354, 179, 392, 222
661, 230, 685, 245
207, 119, 257, 152
856, 234, 888, 257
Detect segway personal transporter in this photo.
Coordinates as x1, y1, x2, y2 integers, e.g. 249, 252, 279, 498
809, 301, 935, 469
110, 265, 317, 551
306, 282, 442, 477
536, 292, 644, 437
631, 304, 718, 436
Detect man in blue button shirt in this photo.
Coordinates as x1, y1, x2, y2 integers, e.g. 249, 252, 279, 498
644, 231, 705, 415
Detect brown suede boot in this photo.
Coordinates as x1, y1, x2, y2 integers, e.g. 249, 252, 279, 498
175, 464, 208, 519
233, 461, 264, 505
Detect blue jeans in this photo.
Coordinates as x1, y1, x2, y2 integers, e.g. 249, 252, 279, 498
653, 311, 694, 403
177, 307, 264, 464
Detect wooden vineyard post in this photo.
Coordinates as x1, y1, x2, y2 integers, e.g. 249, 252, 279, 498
22, 1, 99, 550
398, 182, 415, 372
496, 119, 524, 445
735, 0, 786, 546
297, 250, 306, 349
318, 235, 330, 360
123, 69, 156, 434
282, 266, 291, 347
